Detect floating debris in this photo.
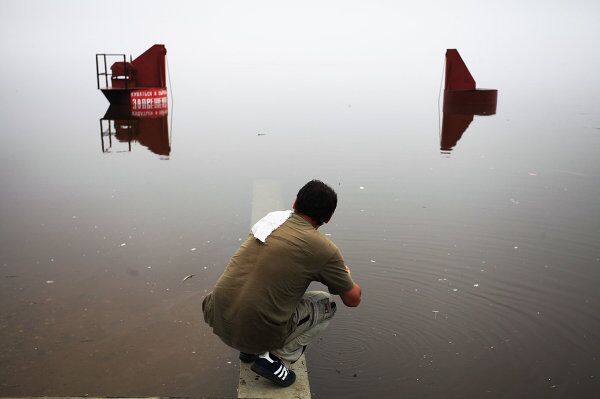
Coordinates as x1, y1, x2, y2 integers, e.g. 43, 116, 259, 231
190, 248, 197, 251
528, 172, 538, 176
370, 259, 376, 263
46, 280, 54, 284
473, 283, 480, 287
120, 243, 127, 247
359, 186, 365, 190
182, 274, 195, 283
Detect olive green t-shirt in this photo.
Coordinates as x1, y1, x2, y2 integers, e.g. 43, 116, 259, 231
202, 213, 354, 353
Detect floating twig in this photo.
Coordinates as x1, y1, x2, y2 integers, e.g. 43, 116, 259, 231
182, 274, 195, 283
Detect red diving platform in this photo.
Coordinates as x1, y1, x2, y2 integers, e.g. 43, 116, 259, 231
441, 49, 498, 153
96, 44, 168, 112
96, 45, 170, 157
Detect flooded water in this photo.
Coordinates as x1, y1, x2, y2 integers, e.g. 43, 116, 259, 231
1, 1, 600, 398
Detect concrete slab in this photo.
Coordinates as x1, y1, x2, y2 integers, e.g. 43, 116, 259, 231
241, 180, 311, 398
238, 354, 311, 399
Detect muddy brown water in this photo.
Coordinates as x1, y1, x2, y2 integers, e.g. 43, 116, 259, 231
1, 3, 600, 398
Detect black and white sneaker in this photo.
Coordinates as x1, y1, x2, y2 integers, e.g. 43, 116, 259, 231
251, 352, 296, 387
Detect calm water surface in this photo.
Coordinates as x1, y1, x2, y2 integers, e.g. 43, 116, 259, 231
1, 2, 600, 398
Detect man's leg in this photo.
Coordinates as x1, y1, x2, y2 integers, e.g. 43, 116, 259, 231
273, 291, 337, 363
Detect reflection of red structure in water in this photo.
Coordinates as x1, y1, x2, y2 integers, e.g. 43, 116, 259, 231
441, 112, 474, 153
441, 49, 497, 153
100, 93, 170, 156
101, 106, 170, 156
97, 45, 170, 157
113, 118, 170, 156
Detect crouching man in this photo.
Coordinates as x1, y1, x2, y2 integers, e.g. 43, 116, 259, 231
202, 180, 361, 387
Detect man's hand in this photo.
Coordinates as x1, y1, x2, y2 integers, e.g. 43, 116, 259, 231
340, 283, 361, 307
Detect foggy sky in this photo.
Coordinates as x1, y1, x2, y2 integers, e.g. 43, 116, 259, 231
1, 0, 599, 101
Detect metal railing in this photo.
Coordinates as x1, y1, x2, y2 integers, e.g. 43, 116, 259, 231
95, 53, 130, 90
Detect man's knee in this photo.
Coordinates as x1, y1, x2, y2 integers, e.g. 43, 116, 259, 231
305, 291, 336, 321
294, 291, 337, 327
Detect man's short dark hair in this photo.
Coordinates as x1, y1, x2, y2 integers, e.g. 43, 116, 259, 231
294, 180, 337, 226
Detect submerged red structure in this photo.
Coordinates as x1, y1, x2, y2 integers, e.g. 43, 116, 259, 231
443, 49, 497, 114
96, 45, 170, 157
441, 49, 498, 153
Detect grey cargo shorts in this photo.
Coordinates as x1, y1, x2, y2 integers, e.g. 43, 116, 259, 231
273, 290, 337, 363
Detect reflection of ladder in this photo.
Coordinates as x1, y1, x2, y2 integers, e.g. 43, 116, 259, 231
99, 119, 137, 153
95, 53, 131, 90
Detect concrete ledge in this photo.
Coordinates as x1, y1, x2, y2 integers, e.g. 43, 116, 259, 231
238, 354, 311, 399
241, 181, 311, 398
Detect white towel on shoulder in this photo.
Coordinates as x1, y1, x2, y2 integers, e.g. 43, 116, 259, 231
251, 210, 293, 243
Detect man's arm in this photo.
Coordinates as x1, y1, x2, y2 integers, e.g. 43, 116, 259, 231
340, 265, 361, 307
340, 283, 361, 307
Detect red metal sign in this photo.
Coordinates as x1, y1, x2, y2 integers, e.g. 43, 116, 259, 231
130, 89, 168, 117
